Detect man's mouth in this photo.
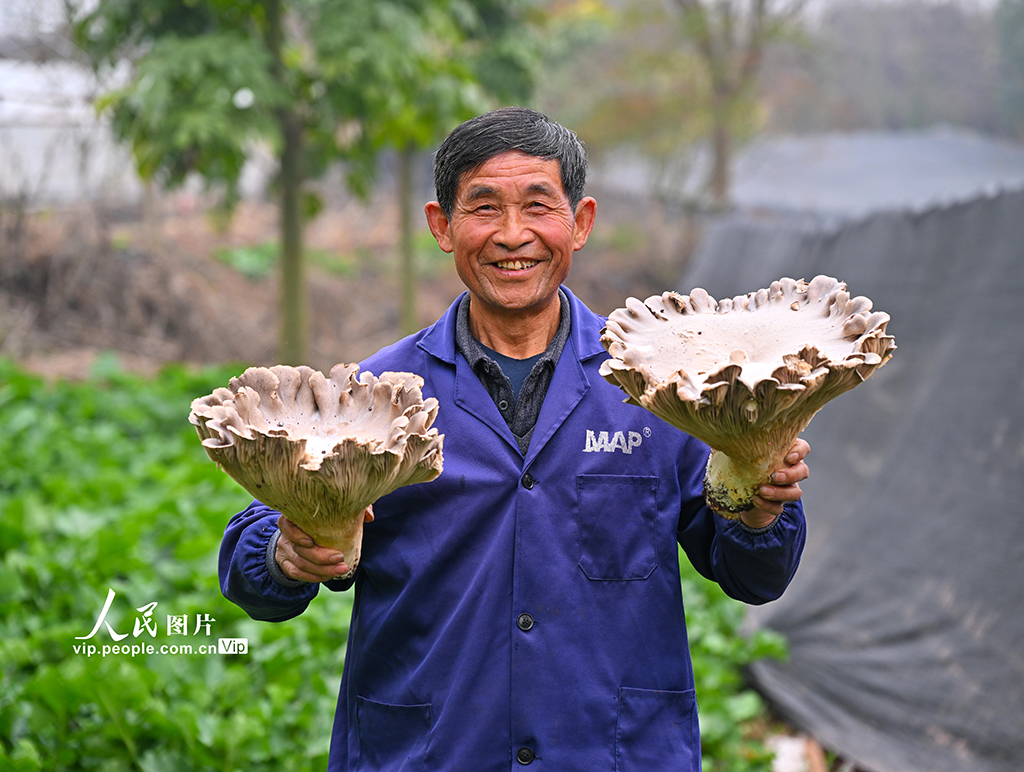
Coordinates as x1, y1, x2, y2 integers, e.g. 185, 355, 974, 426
495, 259, 539, 271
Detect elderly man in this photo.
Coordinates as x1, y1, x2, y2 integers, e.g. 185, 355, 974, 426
220, 107, 808, 771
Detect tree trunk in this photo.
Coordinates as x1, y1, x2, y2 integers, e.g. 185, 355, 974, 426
142, 180, 160, 254
265, 0, 307, 364
279, 110, 306, 364
709, 115, 732, 210
398, 145, 418, 336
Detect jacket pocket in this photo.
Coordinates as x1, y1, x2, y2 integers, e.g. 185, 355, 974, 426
615, 686, 700, 772
356, 696, 431, 772
577, 474, 658, 580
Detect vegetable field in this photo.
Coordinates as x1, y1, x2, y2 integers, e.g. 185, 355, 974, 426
0, 357, 783, 771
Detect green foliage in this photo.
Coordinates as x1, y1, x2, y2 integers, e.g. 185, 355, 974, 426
71, 0, 544, 362
214, 243, 278, 279
679, 552, 788, 772
0, 358, 783, 769
72, 0, 528, 199
214, 242, 356, 279
95, 31, 286, 198
314, 0, 488, 153
0, 358, 353, 771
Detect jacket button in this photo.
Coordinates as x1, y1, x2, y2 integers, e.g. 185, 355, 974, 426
516, 613, 534, 632
521, 473, 535, 489
498, 399, 509, 411
516, 747, 535, 765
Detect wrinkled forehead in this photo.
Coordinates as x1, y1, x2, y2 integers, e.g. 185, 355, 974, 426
455, 151, 566, 202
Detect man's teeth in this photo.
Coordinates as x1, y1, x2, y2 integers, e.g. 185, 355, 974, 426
496, 260, 538, 270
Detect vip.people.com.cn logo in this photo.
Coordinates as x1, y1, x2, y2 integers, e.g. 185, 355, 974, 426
71, 588, 251, 659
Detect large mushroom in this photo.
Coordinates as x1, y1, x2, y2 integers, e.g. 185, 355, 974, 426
189, 364, 444, 575
599, 275, 895, 518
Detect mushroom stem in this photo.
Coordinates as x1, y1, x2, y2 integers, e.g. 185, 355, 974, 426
286, 507, 366, 579
703, 449, 780, 519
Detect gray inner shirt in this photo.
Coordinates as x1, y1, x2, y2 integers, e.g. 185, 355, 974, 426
455, 289, 571, 456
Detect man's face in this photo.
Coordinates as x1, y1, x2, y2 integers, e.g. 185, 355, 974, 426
426, 151, 596, 320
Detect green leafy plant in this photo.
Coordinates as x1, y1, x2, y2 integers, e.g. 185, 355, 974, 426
214, 243, 279, 279
680, 551, 788, 771
0, 357, 784, 770
0, 358, 352, 771
215, 242, 356, 279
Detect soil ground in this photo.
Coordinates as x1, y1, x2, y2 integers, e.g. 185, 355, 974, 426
1, 184, 694, 380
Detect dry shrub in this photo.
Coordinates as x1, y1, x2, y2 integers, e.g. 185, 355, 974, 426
0, 187, 696, 379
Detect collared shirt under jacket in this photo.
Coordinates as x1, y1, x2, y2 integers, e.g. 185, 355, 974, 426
219, 287, 807, 772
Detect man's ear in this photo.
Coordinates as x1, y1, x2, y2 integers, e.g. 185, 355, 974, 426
424, 201, 454, 253
572, 196, 597, 252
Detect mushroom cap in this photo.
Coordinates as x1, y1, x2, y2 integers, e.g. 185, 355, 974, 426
188, 364, 444, 544
599, 276, 895, 464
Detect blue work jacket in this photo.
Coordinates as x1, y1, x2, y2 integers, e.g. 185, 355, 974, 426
219, 287, 806, 772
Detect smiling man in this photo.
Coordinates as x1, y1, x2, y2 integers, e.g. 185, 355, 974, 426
219, 107, 809, 771
425, 149, 595, 359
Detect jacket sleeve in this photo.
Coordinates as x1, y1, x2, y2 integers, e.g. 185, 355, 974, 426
676, 443, 807, 606
219, 499, 345, 622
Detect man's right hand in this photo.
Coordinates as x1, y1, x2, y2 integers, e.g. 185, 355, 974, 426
275, 507, 373, 583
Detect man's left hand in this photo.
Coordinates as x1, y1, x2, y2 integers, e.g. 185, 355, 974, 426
741, 438, 810, 529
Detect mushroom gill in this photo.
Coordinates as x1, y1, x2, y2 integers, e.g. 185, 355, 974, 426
599, 276, 895, 518
189, 364, 444, 575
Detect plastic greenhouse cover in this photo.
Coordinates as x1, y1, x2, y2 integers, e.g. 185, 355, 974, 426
679, 188, 1024, 772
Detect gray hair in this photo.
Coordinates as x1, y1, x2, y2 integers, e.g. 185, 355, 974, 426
433, 107, 588, 218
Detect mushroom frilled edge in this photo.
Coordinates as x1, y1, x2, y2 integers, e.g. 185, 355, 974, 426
599, 276, 895, 519
189, 364, 444, 576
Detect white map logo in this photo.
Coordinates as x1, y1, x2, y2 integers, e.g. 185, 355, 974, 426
584, 429, 644, 454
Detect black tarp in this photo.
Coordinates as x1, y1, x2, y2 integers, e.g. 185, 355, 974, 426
680, 189, 1024, 772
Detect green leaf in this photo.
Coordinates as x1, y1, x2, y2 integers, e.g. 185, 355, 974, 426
3, 738, 44, 772
725, 691, 764, 723
0, 356, 358, 769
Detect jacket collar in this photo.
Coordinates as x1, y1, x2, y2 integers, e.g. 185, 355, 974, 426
417, 286, 609, 466
564, 286, 608, 363
417, 285, 607, 366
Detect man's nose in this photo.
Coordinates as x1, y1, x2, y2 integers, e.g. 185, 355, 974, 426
494, 208, 534, 250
